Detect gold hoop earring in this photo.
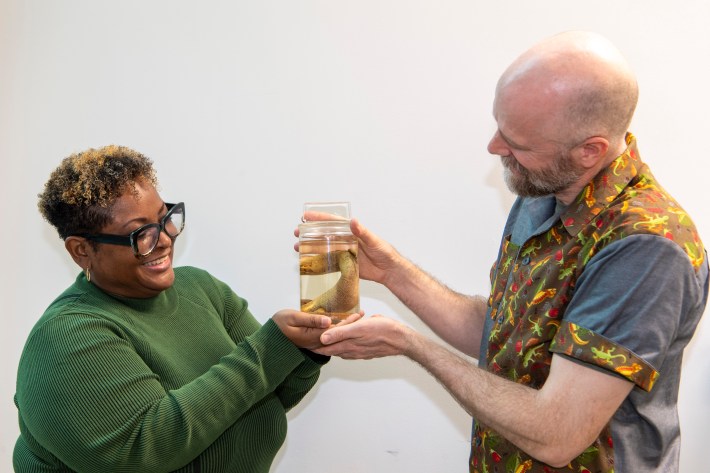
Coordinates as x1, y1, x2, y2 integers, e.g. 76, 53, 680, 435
85, 267, 91, 283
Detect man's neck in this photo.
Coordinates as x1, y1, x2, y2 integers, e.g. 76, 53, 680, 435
554, 138, 628, 205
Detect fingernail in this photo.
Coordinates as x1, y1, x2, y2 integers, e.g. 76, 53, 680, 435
321, 334, 331, 344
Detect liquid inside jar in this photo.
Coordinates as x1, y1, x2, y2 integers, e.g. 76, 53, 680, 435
299, 232, 359, 324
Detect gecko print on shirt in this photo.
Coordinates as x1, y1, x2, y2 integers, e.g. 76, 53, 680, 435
471, 134, 706, 473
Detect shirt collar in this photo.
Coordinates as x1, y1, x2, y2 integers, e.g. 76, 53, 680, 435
560, 133, 642, 236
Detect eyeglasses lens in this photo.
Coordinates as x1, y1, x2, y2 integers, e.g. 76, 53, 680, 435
164, 208, 184, 238
134, 206, 185, 256
135, 228, 159, 256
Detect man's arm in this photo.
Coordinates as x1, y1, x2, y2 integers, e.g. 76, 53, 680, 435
349, 218, 488, 357
406, 332, 633, 467
296, 217, 488, 356
318, 317, 633, 467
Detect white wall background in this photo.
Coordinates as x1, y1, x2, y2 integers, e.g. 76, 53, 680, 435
2, 1, 709, 472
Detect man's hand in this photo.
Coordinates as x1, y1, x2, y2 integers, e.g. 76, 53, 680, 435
315, 315, 414, 359
348, 218, 403, 285
295, 215, 403, 286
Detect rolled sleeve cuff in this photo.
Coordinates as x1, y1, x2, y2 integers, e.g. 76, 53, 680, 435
550, 321, 659, 391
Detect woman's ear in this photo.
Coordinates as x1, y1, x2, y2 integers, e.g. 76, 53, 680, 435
572, 136, 610, 170
64, 236, 92, 268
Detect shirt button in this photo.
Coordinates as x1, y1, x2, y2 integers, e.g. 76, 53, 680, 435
521, 256, 531, 265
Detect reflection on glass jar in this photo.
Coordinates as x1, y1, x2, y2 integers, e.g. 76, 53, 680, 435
299, 220, 359, 324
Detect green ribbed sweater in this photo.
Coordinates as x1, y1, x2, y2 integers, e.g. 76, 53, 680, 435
14, 266, 327, 473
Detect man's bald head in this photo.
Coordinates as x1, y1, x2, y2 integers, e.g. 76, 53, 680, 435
496, 31, 638, 147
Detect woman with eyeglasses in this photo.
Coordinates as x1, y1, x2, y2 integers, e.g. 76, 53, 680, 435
14, 145, 335, 473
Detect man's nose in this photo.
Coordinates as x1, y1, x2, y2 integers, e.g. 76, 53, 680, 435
487, 131, 509, 156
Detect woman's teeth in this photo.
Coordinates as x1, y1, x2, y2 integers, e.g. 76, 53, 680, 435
143, 255, 168, 267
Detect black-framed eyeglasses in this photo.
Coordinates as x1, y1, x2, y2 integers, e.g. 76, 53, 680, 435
72, 202, 185, 257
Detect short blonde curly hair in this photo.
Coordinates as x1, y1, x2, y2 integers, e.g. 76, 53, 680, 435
38, 145, 158, 239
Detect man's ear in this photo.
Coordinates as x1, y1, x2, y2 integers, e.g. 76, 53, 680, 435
572, 136, 610, 169
64, 236, 92, 268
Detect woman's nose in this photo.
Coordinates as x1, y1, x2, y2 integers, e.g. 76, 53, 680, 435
156, 227, 173, 248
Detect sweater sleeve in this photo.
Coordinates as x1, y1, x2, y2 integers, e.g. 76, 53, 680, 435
549, 234, 707, 390
216, 274, 327, 412
16, 311, 306, 473
275, 350, 329, 411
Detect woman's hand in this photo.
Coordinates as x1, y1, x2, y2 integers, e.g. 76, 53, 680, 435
272, 310, 364, 350
272, 310, 331, 350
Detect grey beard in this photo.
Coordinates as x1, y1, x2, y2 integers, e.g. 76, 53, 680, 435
501, 154, 584, 197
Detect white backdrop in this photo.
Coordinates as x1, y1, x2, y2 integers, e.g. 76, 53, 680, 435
2, 1, 709, 472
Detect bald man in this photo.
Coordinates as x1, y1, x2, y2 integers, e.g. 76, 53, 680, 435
311, 32, 708, 472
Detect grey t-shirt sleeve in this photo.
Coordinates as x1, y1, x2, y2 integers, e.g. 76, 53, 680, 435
553, 234, 707, 388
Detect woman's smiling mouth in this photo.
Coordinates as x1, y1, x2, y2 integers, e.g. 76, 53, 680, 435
143, 254, 170, 267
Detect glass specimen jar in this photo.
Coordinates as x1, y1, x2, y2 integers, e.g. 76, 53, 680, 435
299, 202, 359, 323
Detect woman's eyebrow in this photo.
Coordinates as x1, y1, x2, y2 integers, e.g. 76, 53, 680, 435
117, 203, 167, 231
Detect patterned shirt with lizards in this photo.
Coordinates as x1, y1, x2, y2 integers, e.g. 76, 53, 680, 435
470, 133, 709, 473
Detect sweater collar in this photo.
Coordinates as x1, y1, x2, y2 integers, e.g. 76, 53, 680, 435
77, 272, 179, 315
